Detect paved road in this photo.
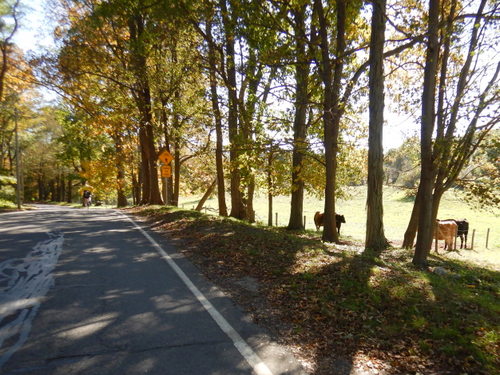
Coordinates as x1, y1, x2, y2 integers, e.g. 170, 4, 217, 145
0, 205, 304, 375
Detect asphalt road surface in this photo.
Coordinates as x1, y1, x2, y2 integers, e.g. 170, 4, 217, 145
0, 205, 305, 375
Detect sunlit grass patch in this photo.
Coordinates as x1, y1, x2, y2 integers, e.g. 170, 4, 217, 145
0, 198, 16, 209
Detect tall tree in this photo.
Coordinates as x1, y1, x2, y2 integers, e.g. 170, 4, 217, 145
220, 0, 246, 219
403, 0, 499, 262
287, 1, 310, 230
206, 17, 228, 216
127, 8, 162, 205
412, 0, 440, 266
314, 0, 347, 243
365, 0, 389, 251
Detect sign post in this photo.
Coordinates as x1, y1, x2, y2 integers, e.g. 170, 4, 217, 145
158, 150, 173, 205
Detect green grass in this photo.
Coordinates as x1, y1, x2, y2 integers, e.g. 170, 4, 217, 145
179, 186, 500, 269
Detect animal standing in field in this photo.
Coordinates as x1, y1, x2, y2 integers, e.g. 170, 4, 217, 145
433, 220, 458, 253
314, 212, 346, 234
444, 219, 469, 249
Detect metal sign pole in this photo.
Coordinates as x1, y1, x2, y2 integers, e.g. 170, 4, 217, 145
163, 176, 168, 205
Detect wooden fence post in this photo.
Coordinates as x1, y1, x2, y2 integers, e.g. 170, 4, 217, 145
303, 215, 306, 229
275, 212, 278, 227
471, 229, 475, 250
486, 228, 490, 249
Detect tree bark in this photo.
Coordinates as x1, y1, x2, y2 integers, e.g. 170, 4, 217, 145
402, 187, 421, 248
128, 13, 162, 205
0, 0, 19, 102
206, 19, 228, 217
288, 3, 309, 230
267, 145, 274, 226
132, 170, 140, 205
220, 0, 245, 220
114, 135, 128, 207
314, 0, 345, 243
413, 0, 440, 267
66, 177, 72, 203
365, 0, 389, 251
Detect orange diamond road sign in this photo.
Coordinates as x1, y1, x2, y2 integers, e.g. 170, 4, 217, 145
158, 150, 173, 164
160, 165, 172, 178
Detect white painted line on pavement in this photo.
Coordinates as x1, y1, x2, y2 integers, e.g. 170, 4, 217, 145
0, 232, 64, 370
120, 212, 274, 375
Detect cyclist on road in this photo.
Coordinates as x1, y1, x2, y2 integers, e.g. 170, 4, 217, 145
82, 189, 92, 207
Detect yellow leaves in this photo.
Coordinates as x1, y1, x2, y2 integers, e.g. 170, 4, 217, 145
79, 159, 118, 199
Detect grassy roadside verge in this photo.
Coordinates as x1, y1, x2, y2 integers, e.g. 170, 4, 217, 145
125, 205, 499, 375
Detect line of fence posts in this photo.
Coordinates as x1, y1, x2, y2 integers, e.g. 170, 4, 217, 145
430, 226, 496, 251
468, 229, 492, 250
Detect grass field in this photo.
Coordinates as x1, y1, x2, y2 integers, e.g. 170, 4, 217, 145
179, 186, 500, 269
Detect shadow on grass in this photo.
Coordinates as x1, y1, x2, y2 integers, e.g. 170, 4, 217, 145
299, 249, 499, 374
131, 206, 499, 375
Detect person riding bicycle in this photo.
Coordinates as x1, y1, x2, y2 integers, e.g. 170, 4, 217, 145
82, 189, 92, 207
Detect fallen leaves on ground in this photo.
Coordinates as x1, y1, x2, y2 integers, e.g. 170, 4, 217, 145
125, 207, 499, 375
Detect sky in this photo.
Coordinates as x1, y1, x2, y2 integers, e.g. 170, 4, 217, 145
13, 0, 54, 53
11, 0, 416, 151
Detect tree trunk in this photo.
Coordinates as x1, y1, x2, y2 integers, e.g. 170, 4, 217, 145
365, 0, 389, 251
0, 45, 8, 102
138, 127, 151, 204
206, 20, 228, 217
246, 177, 256, 223
114, 135, 128, 207
128, 13, 162, 205
66, 177, 72, 203
38, 175, 43, 201
288, 3, 309, 230
413, 0, 440, 267
267, 146, 274, 226
314, 0, 345, 243
220, 0, 245, 220
268, 192, 273, 227
196, 179, 217, 211
132, 171, 140, 205
0, 0, 19, 102
49, 180, 55, 201
402, 187, 421, 248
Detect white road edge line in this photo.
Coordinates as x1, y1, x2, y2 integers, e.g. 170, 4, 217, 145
119, 212, 274, 375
